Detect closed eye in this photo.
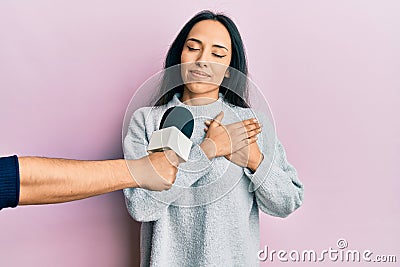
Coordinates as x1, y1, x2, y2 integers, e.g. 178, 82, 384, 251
213, 53, 226, 58
187, 46, 200, 51
187, 46, 226, 58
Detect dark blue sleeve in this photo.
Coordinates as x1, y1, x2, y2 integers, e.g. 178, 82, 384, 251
0, 155, 20, 210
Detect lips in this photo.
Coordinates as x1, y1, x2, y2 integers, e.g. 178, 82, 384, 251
189, 69, 211, 78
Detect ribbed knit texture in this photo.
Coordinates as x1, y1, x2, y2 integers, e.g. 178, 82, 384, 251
0, 155, 20, 210
123, 94, 304, 266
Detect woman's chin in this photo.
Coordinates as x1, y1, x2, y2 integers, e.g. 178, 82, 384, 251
184, 84, 219, 96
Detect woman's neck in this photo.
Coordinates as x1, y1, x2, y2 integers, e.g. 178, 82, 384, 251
181, 88, 219, 106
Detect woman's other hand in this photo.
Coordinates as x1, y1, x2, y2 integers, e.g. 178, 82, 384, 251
203, 114, 263, 172
200, 111, 261, 161
225, 142, 264, 172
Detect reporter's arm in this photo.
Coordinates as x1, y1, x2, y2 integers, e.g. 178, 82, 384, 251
0, 151, 177, 208
18, 157, 137, 205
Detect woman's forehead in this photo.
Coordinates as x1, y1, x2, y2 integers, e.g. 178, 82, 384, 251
187, 20, 231, 48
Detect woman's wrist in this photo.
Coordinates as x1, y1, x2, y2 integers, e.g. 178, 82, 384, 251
247, 153, 264, 173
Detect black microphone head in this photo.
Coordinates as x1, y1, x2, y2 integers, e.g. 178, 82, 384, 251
159, 106, 194, 139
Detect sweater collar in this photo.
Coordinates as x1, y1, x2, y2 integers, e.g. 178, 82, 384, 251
169, 92, 226, 113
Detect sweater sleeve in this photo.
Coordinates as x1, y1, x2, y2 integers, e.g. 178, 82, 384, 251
0, 155, 20, 210
123, 108, 212, 222
243, 113, 304, 218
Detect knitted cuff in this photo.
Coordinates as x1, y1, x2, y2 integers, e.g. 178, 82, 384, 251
0, 155, 20, 209
244, 152, 275, 192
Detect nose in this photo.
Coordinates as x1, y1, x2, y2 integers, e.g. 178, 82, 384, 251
196, 50, 211, 68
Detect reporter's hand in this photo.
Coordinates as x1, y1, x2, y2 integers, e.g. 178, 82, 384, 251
126, 150, 179, 191
200, 111, 261, 159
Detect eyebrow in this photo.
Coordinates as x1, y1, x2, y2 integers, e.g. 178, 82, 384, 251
186, 38, 229, 52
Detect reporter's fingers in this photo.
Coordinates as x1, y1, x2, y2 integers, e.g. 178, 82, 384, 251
155, 165, 177, 186
162, 166, 177, 185
162, 150, 179, 185
157, 177, 173, 191
146, 151, 178, 186
171, 166, 178, 184
163, 150, 180, 167
131, 156, 174, 191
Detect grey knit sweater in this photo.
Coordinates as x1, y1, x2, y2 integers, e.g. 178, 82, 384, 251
123, 93, 304, 266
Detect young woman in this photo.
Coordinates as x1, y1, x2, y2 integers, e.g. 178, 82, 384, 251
123, 10, 304, 266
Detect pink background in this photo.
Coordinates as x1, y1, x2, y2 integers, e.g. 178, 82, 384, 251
1, 1, 399, 266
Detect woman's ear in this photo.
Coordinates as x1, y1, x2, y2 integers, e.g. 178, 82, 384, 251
224, 69, 230, 78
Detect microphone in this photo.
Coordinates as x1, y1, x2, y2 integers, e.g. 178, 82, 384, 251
147, 106, 194, 162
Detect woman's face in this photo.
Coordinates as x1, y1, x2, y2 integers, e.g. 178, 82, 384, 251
181, 20, 232, 99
